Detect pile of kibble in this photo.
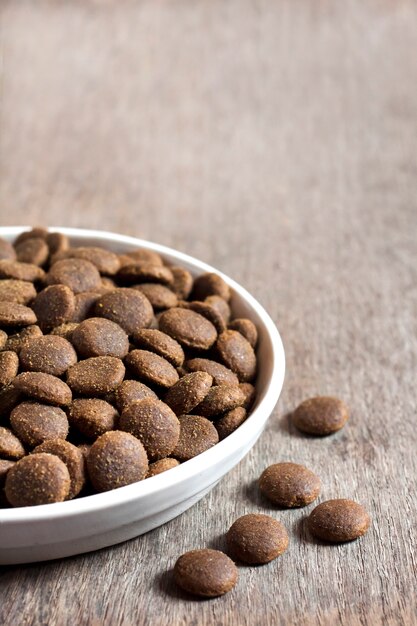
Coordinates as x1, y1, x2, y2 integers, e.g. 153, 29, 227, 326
0, 227, 258, 508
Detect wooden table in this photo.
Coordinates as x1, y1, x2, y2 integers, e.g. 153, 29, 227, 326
0, 1, 416, 624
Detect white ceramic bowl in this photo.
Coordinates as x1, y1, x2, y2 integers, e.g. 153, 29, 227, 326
0, 227, 285, 564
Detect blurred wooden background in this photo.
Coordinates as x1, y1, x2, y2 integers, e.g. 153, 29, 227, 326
0, 1, 416, 624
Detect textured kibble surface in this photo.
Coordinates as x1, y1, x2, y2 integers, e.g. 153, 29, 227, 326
226, 514, 289, 564
259, 462, 321, 508
308, 499, 371, 542
0, 232, 259, 506
292, 396, 349, 436
5, 453, 71, 507
174, 549, 238, 597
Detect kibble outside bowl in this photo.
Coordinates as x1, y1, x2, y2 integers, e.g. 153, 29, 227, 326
0, 227, 285, 564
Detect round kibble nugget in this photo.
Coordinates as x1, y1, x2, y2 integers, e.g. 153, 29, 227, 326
186, 301, 226, 333
0, 329, 7, 349
259, 462, 321, 508
118, 263, 173, 286
308, 499, 371, 542
205, 295, 231, 324
14, 227, 48, 245
15, 237, 49, 266
133, 329, 184, 368
0, 459, 15, 486
72, 317, 129, 359
195, 384, 245, 419
170, 267, 193, 300
228, 318, 258, 348
67, 247, 121, 275
134, 283, 178, 310
94, 288, 153, 335
173, 415, 219, 461
46, 232, 70, 255
114, 380, 157, 413
119, 398, 180, 461
0, 351, 19, 387
69, 398, 118, 439
120, 249, 164, 267
5, 325, 43, 354
191, 273, 231, 302
32, 439, 85, 499
46, 258, 101, 294
0, 384, 22, 418
87, 430, 148, 492
0, 301, 37, 327
174, 549, 237, 598
159, 308, 217, 350
10, 402, 69, 448
216, 330, 257, 382
126, 350, 179, 388
0, 259, 45, 282
50, 322, 78, 342
164, 372, 212, 416
0, 279, 36, 304
216, 407, 247, 440
5, 453, 70, 506
20, 336, 77, 376
0, 238, 16, 261
67, 356, 125, 396
185, 358, 239, 386
146, 457, 180, 478
226, 514, 289, 564
32, 284, 76, 331
13, 372, 72, 406
239, 383, 256, 410
0, 426, 26, 460
292, 396, 349, 436
71, 291, 101, 322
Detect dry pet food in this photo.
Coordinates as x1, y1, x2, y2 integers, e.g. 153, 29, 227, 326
259, 462, 321, 508
292, 396, 349, 436
173, 548, 238, 597
308, 499, 371, 542
226, 513, 289, 564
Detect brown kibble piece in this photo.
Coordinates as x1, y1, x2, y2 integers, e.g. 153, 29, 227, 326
20, 336, 77, 376
46, 232, 70, 255
226, 513, 289, 564
14, 228, 48, 245
72, 317, 129, 358
87, 430, 148, 492
15, 237, 49, 266
5, 453, 70, 506
308, 499, 371, 542
292, 396, 349, 436
126, 350, 179, 388
0, 351, 19, 387
170, 267, 193, 300
205, 295, 231, 324
69, 398, 118, 439
71, 292, 101, 322
259, 462, 321, 508
191, 272, 231, 302
94, 288, 153, 335
134, 283, 178, 310
119, 398, 180, 461
165, 372, 212, 416
13, 372, 72, 405
173, 415, 219, 461
10, 402, 69, 447
185, 358, 239, 386
121, 249, 164, 267
32, 439, 85, 499
133, 329, 185, 368
0, 238, 16, 261
186, 301, 226, 333
0, 279, 37, 305
77, 443, 91, 460
0, 260, 45, 282
194, 384, 245, 419
0, 459, 15, 486
46, 258, 101, 294
66, 247, 121, 275
0, 384, 22, 418
0, 426, 26, 459
216, 330, 257, 382
50, 322, 78, 342
0, 302, 37, 327
5, 325, 43, 355
0, 329, 7, 349
114, 380, 157, 413
216, 407, 247, 440
67, 356, 125, 396
32, 284, 76, 331
239, 383, 256, 410
146, 457, 180, 478
174, 549, 237, 598
118, 263, 173, 286
159, 308, 217, 350
228, 318, 258, 348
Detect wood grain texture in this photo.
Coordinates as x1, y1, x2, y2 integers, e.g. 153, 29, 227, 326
0, 0, 416, 624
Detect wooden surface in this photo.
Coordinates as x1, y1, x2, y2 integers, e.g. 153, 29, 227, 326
0, 1, 416, 624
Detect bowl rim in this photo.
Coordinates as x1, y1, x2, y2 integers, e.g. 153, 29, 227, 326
0, 226, 285, 523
